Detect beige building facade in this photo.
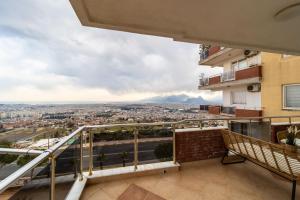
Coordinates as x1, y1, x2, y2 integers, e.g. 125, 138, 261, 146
199, 46, 300, 120
261, 53, 300, 118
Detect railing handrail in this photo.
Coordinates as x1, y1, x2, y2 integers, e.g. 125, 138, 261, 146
0, 126, 85, 193
1, 114, 300, 194
0, 148, 43, 155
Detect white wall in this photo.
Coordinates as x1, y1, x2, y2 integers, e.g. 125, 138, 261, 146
222, 53, 261, 72
223, 85, 261, 110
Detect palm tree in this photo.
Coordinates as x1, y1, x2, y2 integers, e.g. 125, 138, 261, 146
120, 151, 128, 167
98, 152, 106, 170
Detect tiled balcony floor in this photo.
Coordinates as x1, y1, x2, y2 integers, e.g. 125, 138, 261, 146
81, 158, 300, 200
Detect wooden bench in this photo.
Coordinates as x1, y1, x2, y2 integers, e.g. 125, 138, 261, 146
221, 129, 300, 200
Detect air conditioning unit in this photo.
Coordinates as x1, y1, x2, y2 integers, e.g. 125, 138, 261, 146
247, 84, 261, 92
244, 50, 258, 57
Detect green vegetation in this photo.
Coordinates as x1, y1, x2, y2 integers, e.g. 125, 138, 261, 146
17, 155, 37, 179
93, 128, 172, 141
98, 152, 106, 170
120, 151, 129, 167
0, 154, 18, 168
0, 140, 18, 168
17, 155, 36, 166
0, 140, 11, 148
154, 143, 173, 161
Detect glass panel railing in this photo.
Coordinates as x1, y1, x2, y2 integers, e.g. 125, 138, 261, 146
53, 134, 81, 200
8, 157, 50, 200
249, 119, 271, 142
0, 153, 19, 180
138, 126, 173, 164
92, 128, 134, 170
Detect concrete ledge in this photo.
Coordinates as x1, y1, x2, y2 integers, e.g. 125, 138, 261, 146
85, 162, 179, 184
175, 127, 227, 133
65, 176, 87, 200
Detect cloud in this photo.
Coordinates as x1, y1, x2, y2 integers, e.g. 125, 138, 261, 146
0, 0, 222, 102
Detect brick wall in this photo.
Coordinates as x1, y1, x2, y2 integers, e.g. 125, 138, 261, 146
208, 106, 221, 115
235, 65, 262, 80
235, 109, 262, 117
208, 46, 221, 56
175, 129, 226, 163
209, 76, 221, 85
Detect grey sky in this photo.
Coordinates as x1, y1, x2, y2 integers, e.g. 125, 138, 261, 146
0, 0, 221, 102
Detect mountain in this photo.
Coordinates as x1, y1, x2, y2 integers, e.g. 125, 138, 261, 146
140, 94, 220, 105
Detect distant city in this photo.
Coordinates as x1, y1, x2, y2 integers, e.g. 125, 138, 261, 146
0, 94, 220, 132
0, 93, 220, 147
0, 99, 216, 180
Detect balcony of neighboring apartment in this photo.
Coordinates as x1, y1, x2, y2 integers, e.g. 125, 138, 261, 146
198, 53, 262, 91
206, 105, 262, 117
199, 45, 246, 66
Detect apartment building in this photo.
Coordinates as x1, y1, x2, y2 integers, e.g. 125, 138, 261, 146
199, 45, 300, 119
198, 46, 300, 139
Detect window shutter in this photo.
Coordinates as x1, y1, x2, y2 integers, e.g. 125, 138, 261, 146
285, 85, 300, 108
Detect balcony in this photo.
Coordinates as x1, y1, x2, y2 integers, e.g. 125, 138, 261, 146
199, 105, 209, 112
221, 106, 236, 115
80, 158, 299, 200
204, 106, 260, 118
235, 108, 262, 117
198, 65, 262, 90
1, 116, 300, 200
199, 45, 222, 61
208, 105, 221, 115
199, 46, 244, 66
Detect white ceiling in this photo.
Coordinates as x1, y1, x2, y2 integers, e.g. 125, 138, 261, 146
70, 0, 300, 55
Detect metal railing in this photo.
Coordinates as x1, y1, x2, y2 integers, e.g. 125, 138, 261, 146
221, 106, 236, 115
221, 70, 235, 82
200, 105, 209, 111
199, 54, 262, 87
199, 77, 209, 87
1, 115, 300, 199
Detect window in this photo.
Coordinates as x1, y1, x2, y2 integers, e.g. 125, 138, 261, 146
283, 84, 300, 109
238, 59, 247, 70
231, 54, 261, 70
231, 91, 247, 104
231, 58, 247, 70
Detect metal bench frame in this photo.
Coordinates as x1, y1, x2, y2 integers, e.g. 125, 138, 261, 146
221, 129, 299, 200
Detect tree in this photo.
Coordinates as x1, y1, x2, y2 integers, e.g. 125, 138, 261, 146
66, 121, 75, 129
0, 154, 18, 168
0, 140, 11, 148
0, 140, 18, 168
154, 143, 173, 161
98, 152, 106, 170
120, 151, 128, 167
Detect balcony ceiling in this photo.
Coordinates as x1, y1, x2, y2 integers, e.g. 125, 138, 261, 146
70, 0, 300, 55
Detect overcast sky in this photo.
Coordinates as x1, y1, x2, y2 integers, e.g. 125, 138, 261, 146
0, 0, 222, 103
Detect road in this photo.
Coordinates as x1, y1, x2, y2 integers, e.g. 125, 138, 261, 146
55, 140, 172, 174
0, 139, 172, 179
